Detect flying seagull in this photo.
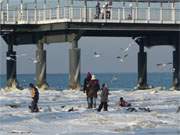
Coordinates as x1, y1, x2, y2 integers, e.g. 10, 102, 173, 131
116, 53, 128, 63
120, 43, 133, 53
28, 57, 39, 64
6, 56, 16, 61
156, 62, 173, 71
123, 54, 128, 58
156, 62, 172, 68
93, 52, 101, 58
116, 56, 121, 59
116, 56, 124, 62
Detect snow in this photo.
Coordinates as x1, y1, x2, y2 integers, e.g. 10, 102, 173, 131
0, 88, 180, 135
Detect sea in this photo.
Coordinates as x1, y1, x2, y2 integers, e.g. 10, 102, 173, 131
0, 73, 173, 90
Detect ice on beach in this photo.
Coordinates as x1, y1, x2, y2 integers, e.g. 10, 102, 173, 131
0, 88, 180, 135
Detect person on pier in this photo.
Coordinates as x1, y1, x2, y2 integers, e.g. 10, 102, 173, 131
95, 1, 101, 19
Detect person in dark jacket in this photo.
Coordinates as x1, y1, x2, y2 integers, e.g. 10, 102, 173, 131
83, 72, 92, 93
87, 75, 100, 108
29, 83, 39, 112
83, 72, 92, 108
97, 83, 109, 112
95, 1, 101, 19
119, 97, 131, 107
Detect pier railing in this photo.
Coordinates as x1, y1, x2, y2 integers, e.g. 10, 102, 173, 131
0, 7, 180, 24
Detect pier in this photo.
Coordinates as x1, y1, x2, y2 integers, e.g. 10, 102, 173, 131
0, 0, 180, 90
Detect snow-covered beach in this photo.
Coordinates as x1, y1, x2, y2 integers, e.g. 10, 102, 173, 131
0, 88, 180, 135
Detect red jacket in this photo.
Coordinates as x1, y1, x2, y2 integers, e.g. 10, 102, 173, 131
119, 100, 131, 107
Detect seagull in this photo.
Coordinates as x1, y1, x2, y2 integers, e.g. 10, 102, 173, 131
156, 62, 172, 68
121, 43, 132, 53
157, 63, 166, 68
116, 54, 128, 59
116, 56, 124, 62
123, 47, 129, 53
28, 57, 39, 64
119, 59, 124, 62
123, 54, 128, 58
6, 56, 16, 61
32, 59, 39, 64
93, 52, 101, 58
116, 56, 121, 59
116, 53, 128, 62
156, 62, 173, 71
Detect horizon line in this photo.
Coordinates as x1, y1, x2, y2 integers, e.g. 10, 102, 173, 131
0, 72, 173, 75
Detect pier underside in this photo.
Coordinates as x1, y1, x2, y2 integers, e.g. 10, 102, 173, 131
1, 21, 180, 89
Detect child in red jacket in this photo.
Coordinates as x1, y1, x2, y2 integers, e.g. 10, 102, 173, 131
119, 97, 131, 107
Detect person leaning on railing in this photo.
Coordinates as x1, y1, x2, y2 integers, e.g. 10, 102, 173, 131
95, 2, 101, 19
101, 2, 111, 19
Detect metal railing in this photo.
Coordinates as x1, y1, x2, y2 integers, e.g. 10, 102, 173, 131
0, 7, 180, 24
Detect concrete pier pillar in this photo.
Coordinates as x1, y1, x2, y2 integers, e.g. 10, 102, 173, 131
69, 39, 81, 90
6, 44, 17, 87
137, 45, 148, 89
173, 44, 180, 90
36, 41, 48, 89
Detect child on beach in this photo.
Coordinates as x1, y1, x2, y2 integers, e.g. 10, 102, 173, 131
97, 83, 109, 112
119, 97, 131, 107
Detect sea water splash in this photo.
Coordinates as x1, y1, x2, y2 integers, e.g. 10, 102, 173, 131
0, 88, 180, 135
